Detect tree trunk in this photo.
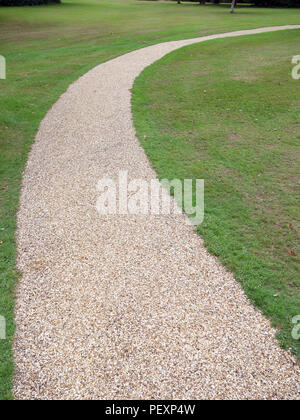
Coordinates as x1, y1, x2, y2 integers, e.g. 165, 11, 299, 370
230, 0, 237, 13
199, 0, 206, 5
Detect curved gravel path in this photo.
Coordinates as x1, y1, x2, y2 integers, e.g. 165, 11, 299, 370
14, 26, 300, 400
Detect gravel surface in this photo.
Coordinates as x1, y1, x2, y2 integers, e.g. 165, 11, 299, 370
14, 27, 300, 400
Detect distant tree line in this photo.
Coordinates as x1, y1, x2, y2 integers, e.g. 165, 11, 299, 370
176, 0, 300, 6
1, 0, 299, 6
253, 0, 300, 5
0, 0, 60, 5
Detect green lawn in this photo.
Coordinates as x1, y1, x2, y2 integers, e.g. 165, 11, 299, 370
1, 0, 300, 400
132, 29, 300, 362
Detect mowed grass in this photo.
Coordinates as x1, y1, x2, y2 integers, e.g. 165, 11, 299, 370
1, 0, 300, 400
132, 29, 300, 360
